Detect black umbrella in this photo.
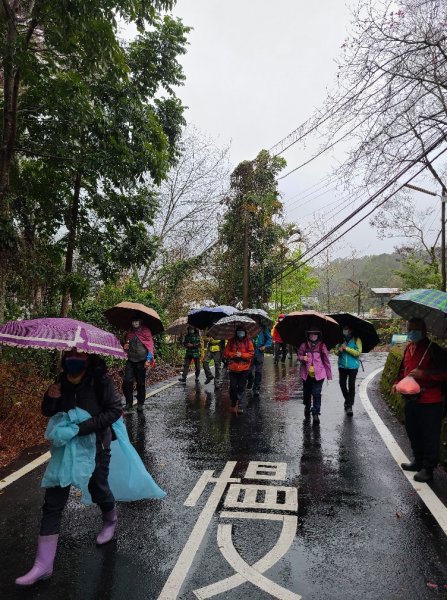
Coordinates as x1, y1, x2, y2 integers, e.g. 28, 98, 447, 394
187, 306, 238, 330
276, 311, 342, 350
328, 313, 380, 353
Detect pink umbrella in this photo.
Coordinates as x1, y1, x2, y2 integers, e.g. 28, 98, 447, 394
0, 318, 126, 359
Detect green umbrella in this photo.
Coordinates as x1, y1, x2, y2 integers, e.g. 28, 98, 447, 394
388, 289, 447, 339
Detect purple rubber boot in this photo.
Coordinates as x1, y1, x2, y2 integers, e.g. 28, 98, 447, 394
96, 507, 118, 545
15, 534, 59, 586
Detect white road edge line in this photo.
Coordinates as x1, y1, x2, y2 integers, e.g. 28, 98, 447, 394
0, 370, 199, 491
360, 367, 447, 535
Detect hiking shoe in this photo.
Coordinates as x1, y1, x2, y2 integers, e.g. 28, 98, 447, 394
312, 414, 320, 425
195, 377, 200, 383
346, 406, 353, 416
414, 468, 433, 482
137, 405, 144, 413
178, 377, 186, 383
253, 390, 260, 398
204, 376, 214, 385
401, 461, 421, 472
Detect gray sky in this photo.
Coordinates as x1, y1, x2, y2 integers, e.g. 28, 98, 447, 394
168, 0, 441, 259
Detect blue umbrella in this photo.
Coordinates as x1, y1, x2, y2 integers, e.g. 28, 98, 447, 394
389, 288, 447, 339
187, 306, 239, 330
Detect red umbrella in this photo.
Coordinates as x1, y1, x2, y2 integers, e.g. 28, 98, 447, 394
276, 311, 342, 349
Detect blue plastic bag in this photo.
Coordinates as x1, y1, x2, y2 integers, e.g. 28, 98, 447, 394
43, 410, 166, 504
107, 417, 166, 502
41, 408, 96, 493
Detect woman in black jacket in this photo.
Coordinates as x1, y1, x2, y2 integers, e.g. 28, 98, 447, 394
16, 349, 122, 587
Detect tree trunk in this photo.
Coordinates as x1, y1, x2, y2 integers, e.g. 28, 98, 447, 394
60, 171, 82, 317
242, 208, 250, 308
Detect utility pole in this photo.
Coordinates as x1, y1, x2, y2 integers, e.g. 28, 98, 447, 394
242, 203, 250, 308
404, 183, 446, 293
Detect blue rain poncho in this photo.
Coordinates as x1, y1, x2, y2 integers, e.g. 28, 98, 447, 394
42, 407, 166, 504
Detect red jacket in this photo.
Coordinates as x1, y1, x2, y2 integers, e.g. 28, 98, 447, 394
224, 338, 254, 372
397, 338, 447, 404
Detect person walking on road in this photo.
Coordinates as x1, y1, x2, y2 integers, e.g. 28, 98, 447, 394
272, 314, 287, 365
393, 317, 447, 483
203, 333, 224, 388
334, 325, 362, 416
16, 350, 122, 587
179, 326, 202, 383
247, 324, 272, 397
298, 329, 332, 425
223, 326, 255, 414
123, 316, 154, 413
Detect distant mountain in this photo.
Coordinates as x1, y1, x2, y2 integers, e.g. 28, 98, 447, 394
313, 252, 403, 313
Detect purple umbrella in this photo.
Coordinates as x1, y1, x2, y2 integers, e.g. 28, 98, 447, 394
0, 318, 126, 359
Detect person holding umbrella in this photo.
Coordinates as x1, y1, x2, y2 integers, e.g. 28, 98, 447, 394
123, 315, 154, 413
223, 325, 255, 414
272, 313, 287, 365
178, 325, 202, 383
334, 326, 362, 416
16, 349, 123, 586
298, 328, 332, 424
247, 322, 273, 397
392, 317, 447, 482
202, 330, 224, 388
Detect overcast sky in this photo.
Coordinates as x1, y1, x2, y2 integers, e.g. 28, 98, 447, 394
165, 0, 441, 259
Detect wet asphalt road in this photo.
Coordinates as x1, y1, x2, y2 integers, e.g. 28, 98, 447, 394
2, 354, 447, 599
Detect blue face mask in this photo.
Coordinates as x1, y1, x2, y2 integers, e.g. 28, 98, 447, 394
65, 357, 88, 375
407, 330, 424, 343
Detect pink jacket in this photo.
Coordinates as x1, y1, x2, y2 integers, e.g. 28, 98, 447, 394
298, 341, 332, 381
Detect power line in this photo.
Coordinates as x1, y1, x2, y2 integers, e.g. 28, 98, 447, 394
267, 132, 447, 286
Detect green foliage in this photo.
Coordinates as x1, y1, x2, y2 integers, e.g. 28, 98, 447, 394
215, 149, 288, 306
395, 256, 442, 290
272, 248, 319, 311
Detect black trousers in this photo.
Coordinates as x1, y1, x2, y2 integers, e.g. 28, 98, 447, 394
274, 342, 287, 363
40, 448, 115, 535
229, 371, 249, 408
123, 360, 146, 407
404, 401, 443, 470
182, 356, 201, 378
339, 368, 358, 407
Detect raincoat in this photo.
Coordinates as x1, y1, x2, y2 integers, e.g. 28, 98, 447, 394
253, 327, 273, 358
183, 331, 201, 359
334, 337, 362, 370
272, 314, 286, 343
224, 338, 255, 372
298, 341, 332, 381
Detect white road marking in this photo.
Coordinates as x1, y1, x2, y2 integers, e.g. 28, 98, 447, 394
360, 367, 447, 535
224, 484, 298, 512
157, 462, 240, 600
194, 513, 298, 599
215, 521, 301, 600
0, 371, 196, 490
0, 451, 51, 490
245, 460, 287, 480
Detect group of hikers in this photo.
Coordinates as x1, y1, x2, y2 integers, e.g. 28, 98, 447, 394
174, 315, 362, 420
13, 308, 447, 588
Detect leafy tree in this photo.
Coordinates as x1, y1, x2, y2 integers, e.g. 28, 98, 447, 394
396, 253, 442, 290
0, 2, 190, 320
214, 150, 287, 307
271, 248, 319, 312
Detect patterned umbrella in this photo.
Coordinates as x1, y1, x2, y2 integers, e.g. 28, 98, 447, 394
276, 310, 342, 349
0, 318, 126, 359
187, 305, 239, 330
105, 302, 164, 334
166, 317, 188, 336
389, 289, 447, 339
207, 315, 260, 340
329, 313, 380, 353
238, 308, 273, 327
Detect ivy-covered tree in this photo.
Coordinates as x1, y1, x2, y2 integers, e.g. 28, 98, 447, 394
214, 150, 287, 307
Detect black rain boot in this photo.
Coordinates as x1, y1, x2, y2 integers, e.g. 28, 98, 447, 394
414, 468, 433, 482
401, 461, 421, 472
